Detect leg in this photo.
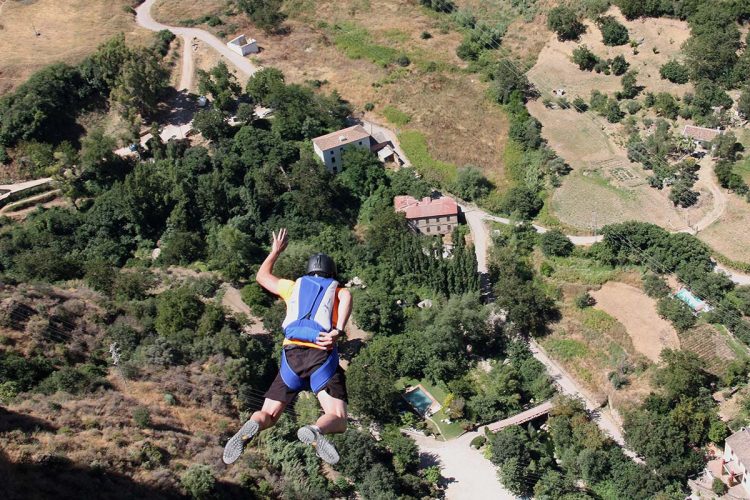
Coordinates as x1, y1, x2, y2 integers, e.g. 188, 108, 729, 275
251, 398, 287, 431
315, 390, 347, 435
224, 371, 296, 465
296, 389, 347, 465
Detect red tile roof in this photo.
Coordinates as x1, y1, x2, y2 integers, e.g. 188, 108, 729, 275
682, 125, 722, 142
312, 125, 371, 151
394, 195, 459, 219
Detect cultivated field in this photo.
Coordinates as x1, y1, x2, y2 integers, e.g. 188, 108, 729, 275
152, 0, 513, 189
678, 323, 744, 377
590, 281, 679, 363
0, 0, 151, 94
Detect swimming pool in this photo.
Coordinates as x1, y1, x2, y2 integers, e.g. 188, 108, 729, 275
404, 388, 433, 416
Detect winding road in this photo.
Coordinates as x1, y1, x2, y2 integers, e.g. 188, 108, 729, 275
135, 0, 260, 90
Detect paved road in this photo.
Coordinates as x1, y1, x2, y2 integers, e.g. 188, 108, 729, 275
135, 0, 260, 90
0, 178, 53, 202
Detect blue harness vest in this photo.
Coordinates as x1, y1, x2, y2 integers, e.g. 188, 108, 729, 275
280, 276, 340, 393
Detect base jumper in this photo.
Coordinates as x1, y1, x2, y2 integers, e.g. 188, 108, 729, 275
223, 228, 352, 465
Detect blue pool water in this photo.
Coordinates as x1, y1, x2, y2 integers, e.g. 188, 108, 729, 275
675, 288, 705, 311
404, 388, 432, 415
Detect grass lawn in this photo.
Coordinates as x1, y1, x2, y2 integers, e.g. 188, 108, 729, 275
396, 377, 465, 440
382, 105, 411, 126
398, 130, 458, 186
547, 255, 624, 286
735, 158, 750, 184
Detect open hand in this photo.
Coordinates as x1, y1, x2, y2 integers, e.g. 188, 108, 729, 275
315, 329, 341, 347
271, 228, 288, 255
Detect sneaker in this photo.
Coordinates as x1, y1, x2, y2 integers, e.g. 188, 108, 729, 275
297, 425, 340, 465
223, 419, 259, 465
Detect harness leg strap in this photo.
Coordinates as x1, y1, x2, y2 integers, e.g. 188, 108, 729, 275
280, 348, 306, 392
311, 347, 339, 394
279, 347, 340, 395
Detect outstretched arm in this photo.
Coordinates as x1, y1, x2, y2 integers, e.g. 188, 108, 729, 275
316, 288, 352, 347
256, 229, 288, 296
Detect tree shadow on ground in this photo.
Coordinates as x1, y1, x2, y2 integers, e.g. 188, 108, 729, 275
0, 407, 57, 433
0, 449, 251, 500
0, 449, 182, 500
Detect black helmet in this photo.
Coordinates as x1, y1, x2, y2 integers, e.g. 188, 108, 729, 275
306, 253, 337, 278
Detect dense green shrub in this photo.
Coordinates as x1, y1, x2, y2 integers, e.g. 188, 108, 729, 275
499, 187, 543, 220
547, 6, 586, 41
452, 166, 493, 201
713, 478, 728, 495
470, 435, 487, 448
575, 292, 596, 309
540, 230, 573, 257
236, 0, 286, 33
138, 441, 166, 469
181, 464, 216, 499
642, 273, 670, 299
132, 406, 152, 428
610, 55, 629, 75
597, 15, 629, 45
419, 0, 455, 13
659, 60, 690, 84
572, 45, 599, 71
657, 297, 696, 332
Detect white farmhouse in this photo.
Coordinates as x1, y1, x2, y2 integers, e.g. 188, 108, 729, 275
312, 125, 372, 173
723, 427, 750, 497
227, 35, 258, 56
682, 124, 722, 150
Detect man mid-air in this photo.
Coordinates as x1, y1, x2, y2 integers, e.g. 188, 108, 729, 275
223, 228, 351, 465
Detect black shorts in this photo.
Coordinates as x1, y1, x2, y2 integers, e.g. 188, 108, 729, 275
264, 346, 348, 404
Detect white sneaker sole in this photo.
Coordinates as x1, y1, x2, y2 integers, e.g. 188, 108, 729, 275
223, 419, 259, 465
297, 426, 340, 465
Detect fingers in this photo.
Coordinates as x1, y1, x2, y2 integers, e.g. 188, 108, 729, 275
316, 331, 335, 346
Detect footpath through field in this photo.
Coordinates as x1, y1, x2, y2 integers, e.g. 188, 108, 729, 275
461, 203, 750, 285
135, 0, 260, 90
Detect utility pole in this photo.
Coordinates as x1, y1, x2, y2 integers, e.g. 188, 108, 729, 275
592, 211, 598, 237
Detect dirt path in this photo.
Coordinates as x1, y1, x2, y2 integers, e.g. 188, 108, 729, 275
135, 0, 260, 86
692, 160, 728, 233
591, 282, 680, 363
178, 35, 194, 91
0, 189, 62, 217
220, 284, 266, 335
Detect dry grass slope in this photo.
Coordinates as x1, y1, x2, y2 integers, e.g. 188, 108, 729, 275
0, 0, 152, 94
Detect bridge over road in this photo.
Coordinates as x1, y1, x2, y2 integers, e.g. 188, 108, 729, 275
483, 400, 553, 433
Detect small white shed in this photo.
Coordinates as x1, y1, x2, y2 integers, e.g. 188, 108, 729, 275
227, 35, 258, 56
